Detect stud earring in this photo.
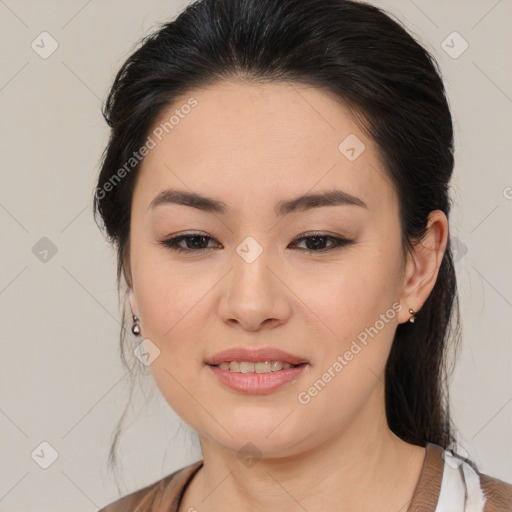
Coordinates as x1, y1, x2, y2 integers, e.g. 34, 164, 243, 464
408, 308, 416, 323
132, 314, 141, 335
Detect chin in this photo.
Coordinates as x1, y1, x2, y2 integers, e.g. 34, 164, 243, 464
202, 416, 306, 454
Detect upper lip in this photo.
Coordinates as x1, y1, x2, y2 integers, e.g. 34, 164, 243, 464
205, 347, 309, 366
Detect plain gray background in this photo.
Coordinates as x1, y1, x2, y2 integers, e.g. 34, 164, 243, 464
1, 0, 511, 510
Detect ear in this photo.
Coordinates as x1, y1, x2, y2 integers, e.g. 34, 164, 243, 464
129, 287, 139, 317
397, 210, 449, 324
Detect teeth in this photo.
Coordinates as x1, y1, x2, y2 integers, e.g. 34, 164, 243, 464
240, 361, 253, 373
217, 361, 296, 373
228, 361, 240, 372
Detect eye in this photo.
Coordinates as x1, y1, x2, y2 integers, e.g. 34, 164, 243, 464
290, 231, 355, 253
158, 233, 219, 253
158, 231, 354, 254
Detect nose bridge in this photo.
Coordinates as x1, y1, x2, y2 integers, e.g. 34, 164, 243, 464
218, 234, 290, 329
231, 234, 274, 300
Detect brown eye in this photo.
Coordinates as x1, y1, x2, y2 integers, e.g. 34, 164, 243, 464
159, 233, 218, 253
158, 231, 355, 255
290, 232, 354, 253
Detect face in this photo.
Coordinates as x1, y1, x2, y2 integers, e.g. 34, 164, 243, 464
127, 80, 412, 458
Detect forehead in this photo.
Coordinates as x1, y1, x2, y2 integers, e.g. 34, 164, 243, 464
133, 80, 396, 216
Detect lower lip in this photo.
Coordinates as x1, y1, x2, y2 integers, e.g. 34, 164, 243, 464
207, 363, 308, 394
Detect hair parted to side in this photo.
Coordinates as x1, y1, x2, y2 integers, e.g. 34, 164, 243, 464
92, 0, 462, 485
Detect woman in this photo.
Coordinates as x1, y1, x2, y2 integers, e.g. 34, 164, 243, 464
93, 0, 512, 510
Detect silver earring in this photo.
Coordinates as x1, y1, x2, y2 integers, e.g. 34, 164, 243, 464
132, 315, 141, 335
408, 308, 416, 323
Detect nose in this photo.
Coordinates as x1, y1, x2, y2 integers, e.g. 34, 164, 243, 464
217, 242, 292, 332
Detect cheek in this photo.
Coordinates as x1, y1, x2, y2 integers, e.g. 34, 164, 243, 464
134, 253, 206, 341
292, 271, 399, 433
293, 247, 401, 399
133, 266, 211, 423
130, 258, 210, 413
304, 248, 400, 343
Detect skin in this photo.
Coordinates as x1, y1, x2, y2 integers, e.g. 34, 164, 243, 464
127, 80, 448, 512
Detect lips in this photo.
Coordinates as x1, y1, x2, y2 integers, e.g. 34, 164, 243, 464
205, 347, 309, 366
208, 363, 308, 393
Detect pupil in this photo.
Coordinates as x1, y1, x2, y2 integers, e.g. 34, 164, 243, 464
191, 236, 207, 248
307, 236, 325, 250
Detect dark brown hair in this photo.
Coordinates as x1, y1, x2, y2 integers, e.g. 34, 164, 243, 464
93, 0, 462, 484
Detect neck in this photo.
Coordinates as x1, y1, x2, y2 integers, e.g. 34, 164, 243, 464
181, 385, 426, 512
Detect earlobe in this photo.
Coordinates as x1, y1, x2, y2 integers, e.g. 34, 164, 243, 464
128, 289, 142, 336
398, 210, 449, 324
129, 288, 138, 316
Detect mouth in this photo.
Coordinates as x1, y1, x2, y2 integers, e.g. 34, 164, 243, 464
204, 347, 309, 392
205, 346, 309, 369
207, 361, 309, 394
208, 361, 308, 374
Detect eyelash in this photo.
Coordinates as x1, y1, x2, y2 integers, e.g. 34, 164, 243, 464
158, 231, 354, 254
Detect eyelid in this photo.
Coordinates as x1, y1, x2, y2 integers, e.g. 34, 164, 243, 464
157, 230, 355, 254
291, 231, 355, 252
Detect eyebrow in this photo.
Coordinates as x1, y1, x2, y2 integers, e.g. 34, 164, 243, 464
148, 188, 368, 216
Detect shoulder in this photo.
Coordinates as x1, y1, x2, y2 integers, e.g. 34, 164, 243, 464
411, 443, 512, 512
97, 460, 203, 512
435, 443, 512, 512
479, 472, 512, 511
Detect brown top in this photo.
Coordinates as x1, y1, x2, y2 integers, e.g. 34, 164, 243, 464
98, 443, 512, 511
